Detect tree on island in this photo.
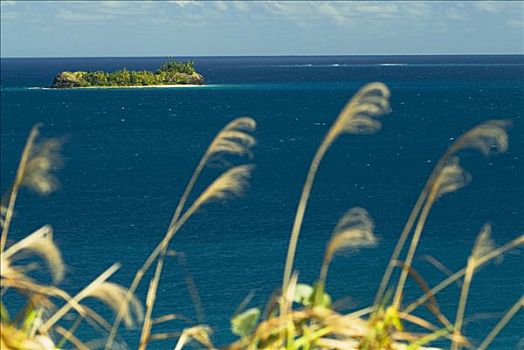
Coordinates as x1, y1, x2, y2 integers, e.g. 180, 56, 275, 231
159, 60, 196, 75
51, 59, 203, 88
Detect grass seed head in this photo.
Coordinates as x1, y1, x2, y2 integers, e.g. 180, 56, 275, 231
22, 138, 63, 195
87, 281, 144, 329
2, 225, 64, 284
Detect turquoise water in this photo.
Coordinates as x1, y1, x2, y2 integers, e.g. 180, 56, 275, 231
1, 56, 523, 348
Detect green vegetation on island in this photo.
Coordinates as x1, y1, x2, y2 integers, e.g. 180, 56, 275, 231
51, 60, 204, 88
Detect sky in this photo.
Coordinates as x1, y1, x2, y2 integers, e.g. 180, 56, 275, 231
1, 1, 523, 57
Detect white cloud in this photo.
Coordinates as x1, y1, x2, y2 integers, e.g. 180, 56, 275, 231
259, 1, 290, 16
96, 2, 153, 16
56, 9, 113, 22
316, 3, 348, 25
400, 3, 431, 18
169, 1, 200, 8
100, 1, 123, 9
231, 1, 249, 12
0, 0, 17, 7
355, 4, 398, 14
473, 1, 501, 13
2, 0, 523, 56
446, 8, 467, 21
251, 2, 350, 25
214, 1, 228, 12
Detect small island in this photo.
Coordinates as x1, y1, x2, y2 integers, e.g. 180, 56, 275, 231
50, 60, 204, 88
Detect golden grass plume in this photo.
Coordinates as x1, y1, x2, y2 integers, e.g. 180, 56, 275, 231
21, 137, 63, 195
87, 282, 144, 329
282, 82, 391, 295
1, 225, 64, 284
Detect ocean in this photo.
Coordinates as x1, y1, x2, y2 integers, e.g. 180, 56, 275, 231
1, 55, 523, 348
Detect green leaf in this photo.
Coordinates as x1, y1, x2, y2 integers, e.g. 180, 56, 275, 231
294, 284, 314, 306
21, 307, 37, 334
312, 282, 332, 308
316, 290, 332, 308
293, 283, 332, 308
231, 307, 260, 337
0, 301, 10, 322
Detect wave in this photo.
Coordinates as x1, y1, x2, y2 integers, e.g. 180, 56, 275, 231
252, 63, 409, 68
251, 62, 524, 68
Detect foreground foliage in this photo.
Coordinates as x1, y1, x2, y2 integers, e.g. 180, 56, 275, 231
1, 127, 143, 349
1, 83, 522, 350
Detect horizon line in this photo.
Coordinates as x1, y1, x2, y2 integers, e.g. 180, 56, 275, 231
2, 53, 524, 59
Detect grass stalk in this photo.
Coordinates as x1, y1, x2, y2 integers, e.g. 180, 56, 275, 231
56, 316, 84, 349
105, 118, 256, 350
316, 207, 376, 306
373, 138, 465, 309
106, 162, 248, 349
392, 183, 439, 308
139, 248, 168, 348
403, 235, 523, 314
278, 128, 337, 341
178, 253, 205, 323
375, 120, 510, 308
282, 82, 390, 294
450, 258, 474, 350
283, 139, 332, 293
372, 187, 429, 308
138, 155, 207, 349
2, 278, 113, 333
1, 125, 41, 252
477, 295, 524, 350
55, 325, 90, 350
375, 148, 458, 309
316, 253, 331, 304
109, 164, 253, 348
106, 200, 195, 349
108, 118, 256, 349
452, 224, 495, 350
40, 263, 120, 333
138, 163, 253, 348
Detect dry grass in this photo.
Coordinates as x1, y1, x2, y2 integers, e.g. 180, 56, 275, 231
1, 128, 142, 350
1, 83, 522, 350
281, 82, 391, 297
110, 116, 257, 350
215, 83, 520, 350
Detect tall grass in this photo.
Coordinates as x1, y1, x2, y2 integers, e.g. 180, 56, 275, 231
1, 126, 143, 349
218, 83, 522, 350
1, 83, 522, 349
281, 82, 391, 296
107, 117, 256, 350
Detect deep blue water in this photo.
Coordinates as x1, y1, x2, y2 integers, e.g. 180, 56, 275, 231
1, 55, 523, 348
